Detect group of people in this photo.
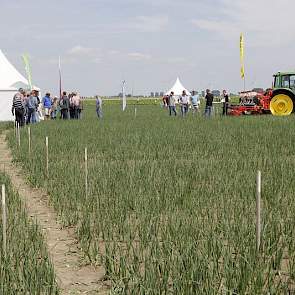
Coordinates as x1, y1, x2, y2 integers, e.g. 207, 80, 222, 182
163, 90, 200, 117
163, 89, 230, 117
11, 88, 83, 126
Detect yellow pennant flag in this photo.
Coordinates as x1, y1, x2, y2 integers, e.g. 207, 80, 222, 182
240, 33, 245, 79
22, 54, 33, 90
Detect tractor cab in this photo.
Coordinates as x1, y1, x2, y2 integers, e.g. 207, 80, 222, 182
273, 72, 295, 91
270, 72, 295, 115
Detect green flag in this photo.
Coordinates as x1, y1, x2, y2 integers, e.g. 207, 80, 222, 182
22, 54, 33, 90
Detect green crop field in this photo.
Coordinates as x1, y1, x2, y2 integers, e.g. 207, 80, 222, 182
7, 103, 295, 294
0, 172, 58, 295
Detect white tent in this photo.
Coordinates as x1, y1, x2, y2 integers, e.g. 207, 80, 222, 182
0, 50, 39, 121
166, 77, 191, 96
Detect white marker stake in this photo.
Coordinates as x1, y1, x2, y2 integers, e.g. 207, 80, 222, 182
28, 127, 31, 156
14, 121, 16, 139
135, 107, 137, 118
2, 184, 6, 257
256, 170, 261, 252
17, 123, 21, 148
46, 137, 49, 178
85, 147, 88, 199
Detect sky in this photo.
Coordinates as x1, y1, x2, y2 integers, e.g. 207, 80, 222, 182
1, 0, 295, 96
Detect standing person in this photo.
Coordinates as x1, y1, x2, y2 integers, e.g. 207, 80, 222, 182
204, 89, 214, 117
179, 90, 189, 117
168, 91, 177, 116
71, 92, 81, 119
59, 91, 70, 119
95, 95, 103, 119
26, 90, 38, 124
11, 88, 26, 127
23, 92, 30, 124
77, 96, 83, 119
190, 91, 200, 115
162, 95, 169, 108
221, 90, 229, 116
50, 96, 58, 119
42, 92, 52, 120
69, 93, 75, 119
34, 90, 42, 122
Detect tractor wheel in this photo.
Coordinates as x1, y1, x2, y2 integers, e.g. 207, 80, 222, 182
270, 94, 293, 116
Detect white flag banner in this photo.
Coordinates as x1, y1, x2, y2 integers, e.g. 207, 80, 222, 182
122, 80, 127, 111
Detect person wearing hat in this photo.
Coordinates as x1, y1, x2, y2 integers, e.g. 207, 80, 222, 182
11, 88, 26, 127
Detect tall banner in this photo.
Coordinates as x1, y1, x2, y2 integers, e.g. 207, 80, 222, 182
22, 54, 33, 90
240, 33, 245, 79
122, 80, 126, 111
58, 56, 62, 99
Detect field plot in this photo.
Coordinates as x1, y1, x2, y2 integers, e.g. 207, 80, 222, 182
8, 105, 295, 294
0, 172, 58, 295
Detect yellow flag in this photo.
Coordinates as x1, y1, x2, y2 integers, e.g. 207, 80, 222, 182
240, 33, 245, 79
22, 54, 33, 90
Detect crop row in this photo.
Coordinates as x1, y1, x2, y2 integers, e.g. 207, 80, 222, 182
8, 104, 295, 294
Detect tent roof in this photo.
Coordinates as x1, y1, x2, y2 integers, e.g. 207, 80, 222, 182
0, 49, 39, 91
166, 77, 191, 96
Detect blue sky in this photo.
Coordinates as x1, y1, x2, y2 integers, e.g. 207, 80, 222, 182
1, 0, 295, 96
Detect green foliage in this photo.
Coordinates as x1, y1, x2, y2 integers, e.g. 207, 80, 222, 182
0, 173, 59, 294
0, 122, 13, 134
8, 104, 295, 294
86, 98, 162, 106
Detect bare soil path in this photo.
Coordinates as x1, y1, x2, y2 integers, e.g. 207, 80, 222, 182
0, 131, 109, 295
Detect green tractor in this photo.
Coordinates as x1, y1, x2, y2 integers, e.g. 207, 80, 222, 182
270, 72, 295, 115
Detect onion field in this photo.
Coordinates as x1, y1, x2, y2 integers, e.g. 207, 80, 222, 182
8, 104, 295, 294
0, 172, 58, 295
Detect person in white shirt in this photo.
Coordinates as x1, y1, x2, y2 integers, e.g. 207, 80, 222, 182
190, 91, 200, 115
179, 90, 189, 117
168, 91, 177, 116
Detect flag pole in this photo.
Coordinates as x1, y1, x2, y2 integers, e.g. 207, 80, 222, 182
58, 56, 62, 99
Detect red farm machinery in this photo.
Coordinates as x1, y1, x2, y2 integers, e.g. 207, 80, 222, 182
229, 72, 295, 116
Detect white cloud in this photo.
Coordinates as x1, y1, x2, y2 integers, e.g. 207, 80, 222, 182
128, 52, 152, 60
131, 15, 169, 32
108, 50, 120, 55
191, 0, 295, 47
93, 57, 102, 64
67, 45, 97, 56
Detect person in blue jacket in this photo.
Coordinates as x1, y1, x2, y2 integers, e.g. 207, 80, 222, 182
42, 93, 52, 120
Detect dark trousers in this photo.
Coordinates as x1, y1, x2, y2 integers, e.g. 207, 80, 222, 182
77, 108, 82, 119
15, 109, 25, 127
70, 107, 75, 119
61, 109, 69, 120
223, 103, 228, 115
169, 106, 177, 116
